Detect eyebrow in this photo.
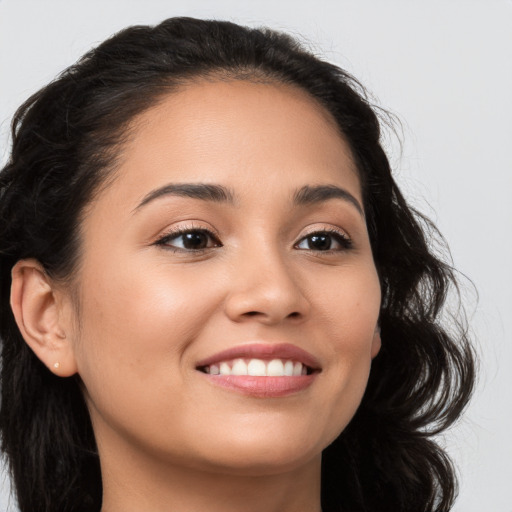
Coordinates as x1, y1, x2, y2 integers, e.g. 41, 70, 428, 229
134, 182, 363, 216
134, 183, 235, 211
293, 185, 364, 216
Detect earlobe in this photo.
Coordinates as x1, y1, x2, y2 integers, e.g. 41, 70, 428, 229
371, 327, 381, 359
10, 259, 78, 377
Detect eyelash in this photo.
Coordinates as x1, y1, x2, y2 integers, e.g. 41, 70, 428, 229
154, 226, 353, 254
154, 225, 222, 253
295, 228, 353, 252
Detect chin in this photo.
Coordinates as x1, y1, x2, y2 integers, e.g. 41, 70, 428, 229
188, 422, 333, 476
200, 445, 321, 477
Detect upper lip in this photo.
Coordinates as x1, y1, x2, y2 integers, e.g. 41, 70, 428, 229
195, 343, 322, 371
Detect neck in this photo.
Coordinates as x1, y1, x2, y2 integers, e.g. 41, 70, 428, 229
98, 439, 322, 512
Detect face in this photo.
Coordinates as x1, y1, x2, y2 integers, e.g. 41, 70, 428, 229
67, 80, 381, 476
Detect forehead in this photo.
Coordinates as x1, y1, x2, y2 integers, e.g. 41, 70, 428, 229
99, 79, 362, 210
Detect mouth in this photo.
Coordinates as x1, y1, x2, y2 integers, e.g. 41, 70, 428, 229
197, 358, 314, 376
195, 343, 321, 397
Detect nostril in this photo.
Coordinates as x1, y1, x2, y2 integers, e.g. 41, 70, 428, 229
243, 311, 301, 319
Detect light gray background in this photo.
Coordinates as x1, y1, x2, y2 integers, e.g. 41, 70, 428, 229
1, 1, 511, 511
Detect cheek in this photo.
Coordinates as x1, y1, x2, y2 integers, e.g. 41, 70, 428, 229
332, 273, 380, 386
308, 264, 380, 426
313, 261, 381, 343
72, 263, 229, 449
73, 262, 223, 392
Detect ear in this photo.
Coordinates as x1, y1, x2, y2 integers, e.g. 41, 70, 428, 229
371, 326, 381, 359
10, 259, 78, 377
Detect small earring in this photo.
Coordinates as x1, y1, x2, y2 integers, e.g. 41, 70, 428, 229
53, 362, 60, 369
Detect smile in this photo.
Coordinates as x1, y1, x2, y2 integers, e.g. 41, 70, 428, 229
199, 358, 311, 376
195, 343, 321, 397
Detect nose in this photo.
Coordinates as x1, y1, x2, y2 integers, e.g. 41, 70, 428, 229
223, 247, 310, 325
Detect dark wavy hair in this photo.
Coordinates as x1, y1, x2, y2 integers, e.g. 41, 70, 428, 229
0, 17, 475, 512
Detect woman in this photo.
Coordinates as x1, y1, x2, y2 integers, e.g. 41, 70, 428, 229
0, 17, 475, 512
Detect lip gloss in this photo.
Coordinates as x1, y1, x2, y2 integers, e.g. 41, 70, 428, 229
196, 343, 320, 397
201, 373, 317, 398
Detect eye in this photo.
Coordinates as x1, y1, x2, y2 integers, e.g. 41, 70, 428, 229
295, 230, 352, 251
156, 228, 221, 251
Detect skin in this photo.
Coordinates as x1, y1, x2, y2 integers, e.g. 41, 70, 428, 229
12, 80, 381, 512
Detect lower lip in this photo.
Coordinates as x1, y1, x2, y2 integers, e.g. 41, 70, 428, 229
200, 373, 317, 397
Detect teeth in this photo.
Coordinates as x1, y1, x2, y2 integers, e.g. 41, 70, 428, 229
231, 359, 248, 375
284, 360, 294, 376
220, 362, 231, 375
248, 359, 266, 376
267, 359, 284, 376
204, 358, 311, 377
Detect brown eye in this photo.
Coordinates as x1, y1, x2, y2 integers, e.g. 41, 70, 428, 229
158, 229, 221, 251
179, 232, 210, 249
295, 231, 352, 251
307, 234, 332, 251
